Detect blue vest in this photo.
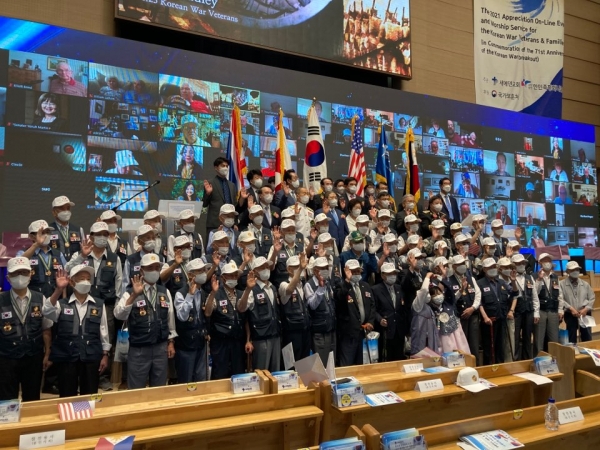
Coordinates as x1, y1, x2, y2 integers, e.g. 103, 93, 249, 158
165, 260, 188, 299
271, 240, 305, 286
89, 251, 119, 305
126, 252, 164, 290
29, 249, 64, 297
0, 290, 45, 359
50, 298, 104, 363
253, 227, 274, 258
127, 284, 170, 346
174, 285, 207, 351
477, 277, 511, 319
538, 274, 560, 312
280, 283, 310, 332
49, 222, 83, 261
515, 274, 535, 315
307, 278, 336, 334
209, 288, 245, 340
248, 283, 280, 341
450, 273, 477, 315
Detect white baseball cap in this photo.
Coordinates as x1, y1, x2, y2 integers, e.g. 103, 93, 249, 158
454, 234, 468, 244
186, 258, 211, 272
482, 237, 496, 247
221, 261, 242, 275
408, 248, 423, 259
404, 214, 419, 223
28, 220, 54, 234
313, 257, 329, 268
137, 224, 155, 237
538, 252, 552, 262
286, 255, 300, 268
219, 204, 238, 216
7, 257, 31, 273
144, 210, 165, 220
511, 254, 526, 264
456, 367, 487, 393
345, 259, 361, 270
381, 262, 399, 273
178, 209, 199, 220
281, 208, 295, 219
212, 230, 229, 242
52, 196, 74, 208
450, 223, 463, 231
378, 209, 391, 218
238, 230, 257, 243
251, 256, 273, 270
433, 257, 448, 268
482, 258, 497, 268
356, 214, 370, 223
452, 255, 466, 265
497, 257, 512, 267
249, 205, 263, 215
100, 210, 121, 221
507, 240, 520, 248
434, 240, 448, 250
566, 261, 581, 271
318, 233, 333, 244
141, 253, 161, 266
174, 235, 191, 247
407, 234, 420, 245
281, 219, 295, 229
90, 222, 109, 234
315, 213, 331, 223
431, 219, 445, 229
383, 233, 397, 244
491, 219, 503, 228
69, 264, 94, 278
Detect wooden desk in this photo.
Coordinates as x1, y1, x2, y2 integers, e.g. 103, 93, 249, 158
575, 370, 600, 397
419, 393, 600, 450
319, 360, 561, 442
549, 340, 600, 400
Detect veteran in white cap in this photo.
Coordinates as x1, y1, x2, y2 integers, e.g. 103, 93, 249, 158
560, 261, 595, 344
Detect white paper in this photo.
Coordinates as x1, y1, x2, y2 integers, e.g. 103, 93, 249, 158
579, 315, 596, 328
415, 378, 444, 392
558, 406, 584, 424
514, 372, 553, 385
295, 353, 329, 387
579, 347, 600, 366
326, 351, 336, 381
460, 430, 524, 449
19, 430, 65, 449
365, 391, 405, 407
282, 342, 295, 370
402, 363, 424, 373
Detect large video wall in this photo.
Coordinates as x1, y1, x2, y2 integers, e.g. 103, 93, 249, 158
0, 16, 596, 249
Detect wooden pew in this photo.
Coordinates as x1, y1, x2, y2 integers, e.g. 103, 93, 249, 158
549, 340, 600, 400
419, 393, 600, 449
575, 370, 600, 397
305, 425, 366, 450
1, 375, 323, 450
319, 360, 562, 442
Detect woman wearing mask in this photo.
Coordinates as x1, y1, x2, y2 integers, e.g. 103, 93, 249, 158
345, 198, 363, 233
419, 195, 448, 239
44, 265, 110, 397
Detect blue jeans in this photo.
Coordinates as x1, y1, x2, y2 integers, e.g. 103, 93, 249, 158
175, 341, 207, 383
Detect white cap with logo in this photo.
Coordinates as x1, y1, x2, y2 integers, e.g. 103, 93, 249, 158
28, 220, 54, 234
52, 196, 75, 208
100, 210, 122, 221
90, 222, 109, 234
7, 257, 31, 273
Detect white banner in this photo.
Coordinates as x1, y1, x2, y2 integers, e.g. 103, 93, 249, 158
474, 0, 564, 118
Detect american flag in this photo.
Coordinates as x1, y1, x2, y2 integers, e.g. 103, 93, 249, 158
58, 400, 94, 421
347, 116, 366, 196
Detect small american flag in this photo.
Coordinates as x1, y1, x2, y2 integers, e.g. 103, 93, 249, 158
347, 116, 366, 196
58, 400, 94, 421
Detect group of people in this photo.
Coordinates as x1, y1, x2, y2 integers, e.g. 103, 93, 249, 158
1, 161, 595, 402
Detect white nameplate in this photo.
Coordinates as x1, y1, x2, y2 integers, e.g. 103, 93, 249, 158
415, 379, 444, 393
559, 406, 584, 425
19, 430, 65, 449
402, 363, 424, 373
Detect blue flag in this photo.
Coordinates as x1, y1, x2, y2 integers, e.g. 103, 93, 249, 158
375, 128, 393, 188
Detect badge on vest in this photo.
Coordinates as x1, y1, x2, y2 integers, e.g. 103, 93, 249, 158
188, 314, 194, 322
279, 253, 287, 259
291, 293, 297, 303
64, 308, 74, 315
264, 235, 270, 241
91, 309, 99, 316
53, 265, 63, 270
483, 287, 491, 292
106, 261, 113, 267
30, 306, 42, 318
347, 295, 354, 303
136, 300, 146, 307
174, 268, 182, 274
256, 293, 266, 303
3, 323, 11, 332
1, 312, 12, 319
133, 265, 141, 272
82, 260, 90, 266
365, 292, 371, 297
51, 234, 59, 240
70, 233, 81, 242
160, 301, 168, 308
29, 259, 38, 266
468, 288, 475, 294
175, 277, 181, 283
140, 308, 147, 316
452, 285, 459, 290
219, 300, 228, 307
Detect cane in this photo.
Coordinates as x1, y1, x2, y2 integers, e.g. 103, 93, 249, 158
382, 324, 388, 362
505, 319, 514, 361
489, 317, 496, 365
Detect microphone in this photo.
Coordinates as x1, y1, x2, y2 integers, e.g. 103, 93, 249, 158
111, 180, 161, 212
149, 180, 161, 188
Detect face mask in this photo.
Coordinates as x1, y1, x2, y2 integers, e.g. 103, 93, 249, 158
218, 167, 229, 177
319, 226, 329, 234
57, 211, 72, 222
406, 202, 415, 211
323, 185, 333, 193
493, 228, 503, 237
325, 247, 334, 256
153, 222, 163, 233
442, 185, 452, 193
143, 270, 160, 284
486, 248, 496, 256
366, 188, 375, 195
9, 275, 30, 290
352, 243, 364, 252
351, 274, 362, 283
143, 240, 156, 252
291, 180, 300, 189
416, 260, 425, 269
182, 223, 195, 233
319, 270, 330, 280
181, 249, 192, 259
336, 187, 345, 194
516, 265, 526, 274
380, 220, 390, 228
388, 245, 397, 253
42, 235, 51, 246
501, 269, 512, 277
431, 294, 444, 305
245, 244, 256, 253
222, 218, 234, 228
93, 236, 108, 248
253, 179, 263, 189
225, 279, 238, 288
262, 194, 273, 205
284, 234, 296, 244
74, 280, 91, 294
455, 265, 467, 275
107, 224, 118, 234
461, 244, 470, 254
409, 224, 419, 233
542, 262, 553, 271
258, 269, 270, 281
431, 204, 442, 213
358, 226, 369, 235
348, 186, 357, 194
328, 199, 338, 208
351, 208, 361, 218
252, 216, 263, 226
569, 271, 580, 279
380, 200, 390, 208
195, 273, 207, 285
384, 275, 397, 285
299, 195, 309, 205
446, 267, 454, 277
218, 246, 229, 256
486, 268, 498, 278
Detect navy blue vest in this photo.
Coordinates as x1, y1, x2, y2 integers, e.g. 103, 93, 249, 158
49, 222, 82, 261
271, 240, 305, 286
248, 283, 280, 340
538, 274, 560, 312
280, 283, 310, 332
209, 288, 245, 340
307, 278, 336, 333
515, 274, 535, 315
174, 285, 207, 351
0, 290, 45, 359
450, 273, 477, 315
88, 251, 119, 306
165, 260, 188, 299
29, 249, 63, 297
127, 284, 170, 346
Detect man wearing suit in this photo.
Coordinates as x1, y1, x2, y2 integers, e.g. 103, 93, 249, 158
316, 191, 349, 252
490, 219, 509, 257
203, 157, 241, 236
373, 263, 407, 361
273, 169, 300, 210
245, 169, 264, 203
439, 177, 460, 225
341, 177, 364, 214
335, 259, 376, 366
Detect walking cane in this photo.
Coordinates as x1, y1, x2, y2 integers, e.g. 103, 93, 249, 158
489, 317, 496, 365
505, 320, 514, 361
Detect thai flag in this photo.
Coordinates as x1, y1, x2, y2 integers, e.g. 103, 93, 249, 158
226, 105, 246, 194
303, 104, 327, 193
58, 400, 94, 421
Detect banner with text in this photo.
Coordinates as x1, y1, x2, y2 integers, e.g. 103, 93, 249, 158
474, 0, 564, 119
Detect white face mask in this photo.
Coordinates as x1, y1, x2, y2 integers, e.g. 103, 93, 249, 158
493, 228, 503, 237
262, 194, 273, 205
380, 200, 390, 208
245, 244, 256, 253
388, 245, 398, 253
569, 271, 580, 279
486, 268, 498, 278
384, 275, 397, 285
299, 195, 309, 205
42, 235, 51, 246
223, 218, 235, 228
431, 204, 442, 213
93, 236, 108, 248
358, 226, 369, 235
328, 199, 338, 208
486, 247, 496, 256
253, 179, 263, 189
225, 279, 238, 288
366, 188, 375, 195
291, 179, 300, 189
352, 243, 364, 252
406, 202, 415, 210
336, 187, 345, 194
182, 223, 195, 233
9, 275, 30, 290
143, 270, 160, 284
380, 220, 390, 228
107, 223, 118, 234
325, 247, 334, 256
195, 273, 207, 285
181, 249, 192, 259
57, 211, 72, 222
351, 274, 361, 283
348, 185, 357, 194
542, 262, 553, 271
501, 269, 512, 277
218, 246, 229, 256
431, 294, 444, 305
74, 280, 91, 294
319, 269, 330, 280
284, 234, 296, 244
153, 222, 163, 233
446, 267, 454, 277
455, 265, 467, 275
409, 224, 419, 233
351, 208, 361, 217
252, 215, 263, 226
218, 167, 229, 177
442, 185, 452, 193
323, 184, 333, 192
258, 269, 270, 281
143, 240, 156, 252
319, 226, 329, 234
516, 265, 526, 274
416, 260, 425, 269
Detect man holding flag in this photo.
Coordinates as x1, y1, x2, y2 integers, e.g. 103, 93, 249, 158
303, 101, 328, 194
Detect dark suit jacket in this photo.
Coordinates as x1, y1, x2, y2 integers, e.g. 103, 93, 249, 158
203, 175, 238, 229
372, 282, 407, 339
335, 280, 376, 339
440, 194, 460, 224
273, 189, 296, 210
315, 208, 349, 252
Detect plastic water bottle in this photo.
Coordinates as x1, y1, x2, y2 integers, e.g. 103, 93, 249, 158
544, 397, 559, 431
